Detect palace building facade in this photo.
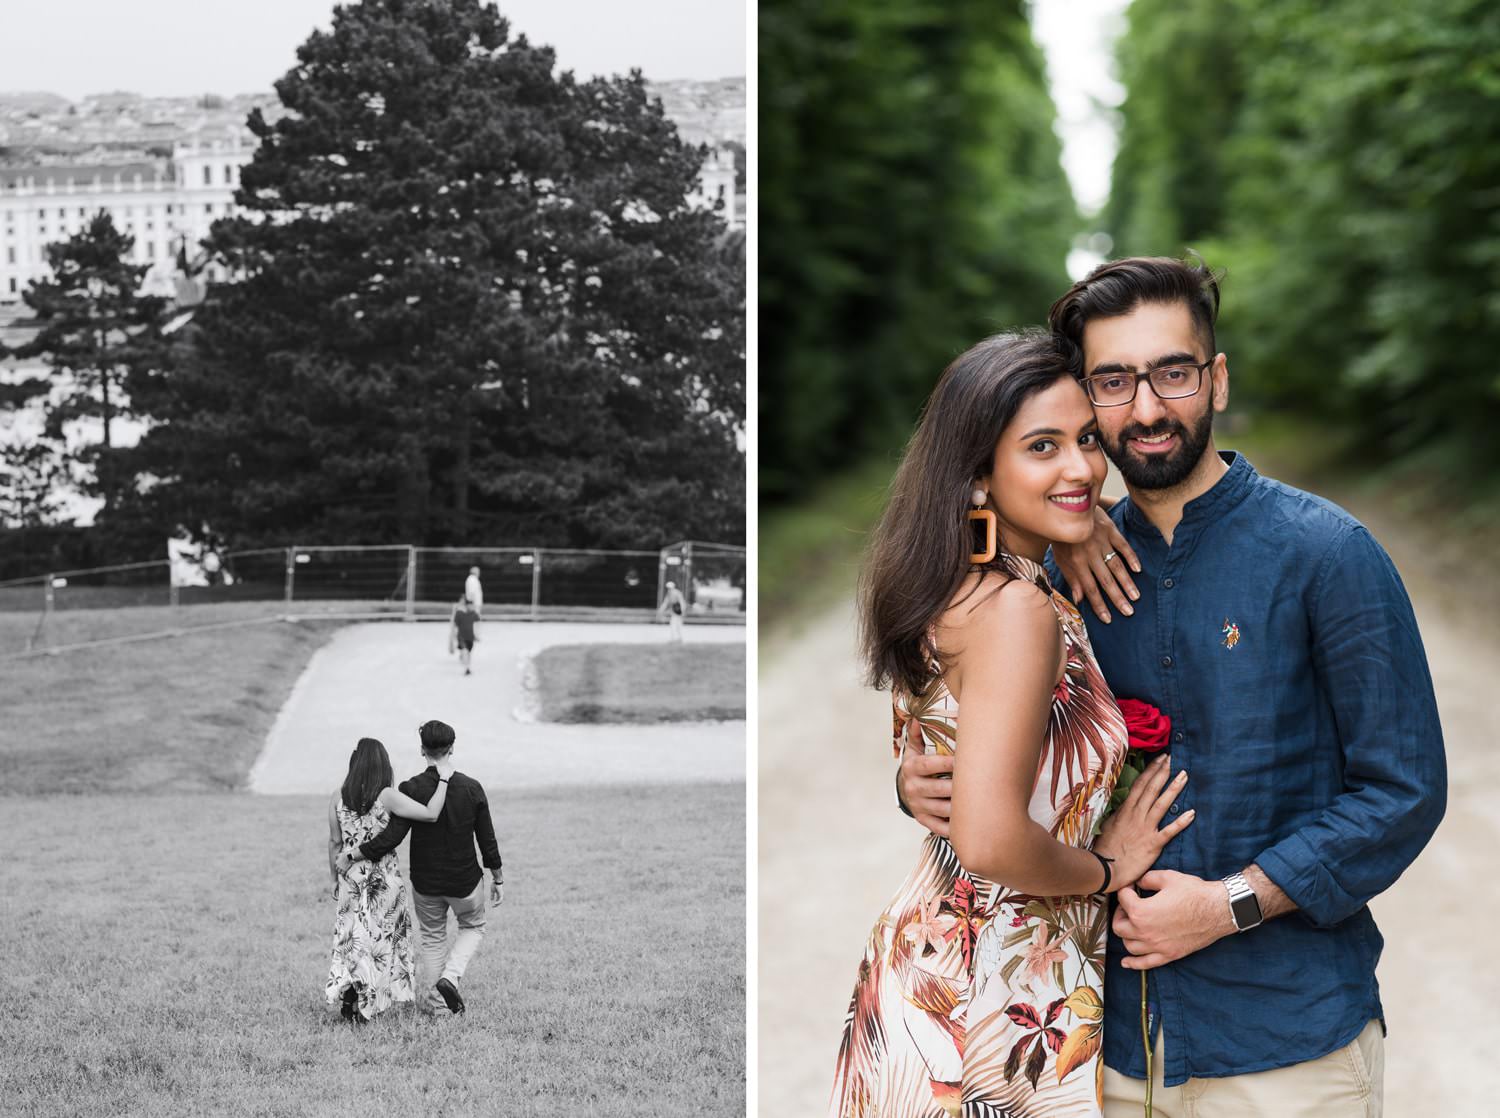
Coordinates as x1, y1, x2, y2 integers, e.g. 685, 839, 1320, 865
0, 135, 246, 304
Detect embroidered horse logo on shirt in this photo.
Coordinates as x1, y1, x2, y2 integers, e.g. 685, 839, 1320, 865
1221, 619, 1240, 649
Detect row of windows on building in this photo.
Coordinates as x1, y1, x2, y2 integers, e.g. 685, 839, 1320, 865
0, 162, 242, 195
5, 204, 226, 246
5, 234, 189, 264
6, 201, 224, 222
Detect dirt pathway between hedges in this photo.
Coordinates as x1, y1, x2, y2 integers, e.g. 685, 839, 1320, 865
759, 508, 1499, 1117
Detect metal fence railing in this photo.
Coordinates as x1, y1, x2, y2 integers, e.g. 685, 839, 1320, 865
0, 540, 745, 657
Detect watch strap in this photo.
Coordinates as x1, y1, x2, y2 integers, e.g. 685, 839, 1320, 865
1222, 871, 1264, 931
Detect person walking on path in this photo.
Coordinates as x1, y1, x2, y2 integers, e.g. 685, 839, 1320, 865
658, 580, 686, 642
449, 594, 480, 675
340, 720, 505, 1016
464, 566, 484, 617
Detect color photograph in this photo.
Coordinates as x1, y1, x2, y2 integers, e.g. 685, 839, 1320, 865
759, 1, 1499, 1115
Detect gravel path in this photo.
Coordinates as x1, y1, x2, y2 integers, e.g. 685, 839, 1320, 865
759, 568, 1498, 1116
251, 620, 745, 794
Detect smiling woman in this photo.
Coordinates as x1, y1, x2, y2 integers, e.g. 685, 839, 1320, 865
828, 330, 1190, 1117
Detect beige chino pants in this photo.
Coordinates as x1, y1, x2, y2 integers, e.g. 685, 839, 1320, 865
413, 879, 487, 1013
1103, 1019, 1383, 1118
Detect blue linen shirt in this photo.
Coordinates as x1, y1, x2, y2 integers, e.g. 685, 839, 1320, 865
1047, 451, 1446, 1086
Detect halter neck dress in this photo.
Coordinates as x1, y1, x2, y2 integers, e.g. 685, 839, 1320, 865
831, 554, 1129, 1117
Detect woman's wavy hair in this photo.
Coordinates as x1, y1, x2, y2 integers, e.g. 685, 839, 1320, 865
341, 737, 394, 815
859, 329, 1077, 697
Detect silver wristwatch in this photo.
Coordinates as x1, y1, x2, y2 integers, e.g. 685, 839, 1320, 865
1222, 871, 1264, 932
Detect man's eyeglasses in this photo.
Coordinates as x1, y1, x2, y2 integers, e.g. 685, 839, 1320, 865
1084, 360, 1211, 407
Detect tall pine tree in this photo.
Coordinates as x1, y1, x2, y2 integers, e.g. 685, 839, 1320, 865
15, 211, 166, 516
124, 0, 743, 549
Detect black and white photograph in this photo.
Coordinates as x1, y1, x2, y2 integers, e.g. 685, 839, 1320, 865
0, 1, 745, 1113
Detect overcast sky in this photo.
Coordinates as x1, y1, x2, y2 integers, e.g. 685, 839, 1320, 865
0, 0, 745, 100
1031, 0, 1129, 219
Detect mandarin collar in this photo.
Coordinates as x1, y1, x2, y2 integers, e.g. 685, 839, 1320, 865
1123, 451, 1255, 535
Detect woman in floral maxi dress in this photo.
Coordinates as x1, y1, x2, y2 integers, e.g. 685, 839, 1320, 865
832, 333, 1194, 1117
326, 737, 453, 1021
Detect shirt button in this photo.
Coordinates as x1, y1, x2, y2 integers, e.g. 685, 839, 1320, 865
1170, 803, 1180, 814
1163, 578, 1175, 589
1173, 731, 1184, 743
1161, 656, 1173, 668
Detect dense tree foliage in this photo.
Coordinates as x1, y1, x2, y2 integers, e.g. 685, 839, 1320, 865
1108, 0, 1500, 477
12, 213, 166, 517
114, 0, 742, 551
1102, 0, 1246, 256
759, 0, 1077, 500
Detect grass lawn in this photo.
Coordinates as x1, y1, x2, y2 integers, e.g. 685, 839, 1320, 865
0, 783, 744, 1117
0, 599, 384, 656
531, 642, 745, 723
759, 457, 895, 633
0, 611, 341, 795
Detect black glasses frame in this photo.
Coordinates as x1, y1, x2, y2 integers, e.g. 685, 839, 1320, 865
1084, 359, 1212, 407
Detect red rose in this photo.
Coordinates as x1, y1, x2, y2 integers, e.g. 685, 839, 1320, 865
1117, 699, 1171, 753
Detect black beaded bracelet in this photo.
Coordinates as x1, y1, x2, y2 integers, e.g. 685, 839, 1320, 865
1089, 850, 1114, 895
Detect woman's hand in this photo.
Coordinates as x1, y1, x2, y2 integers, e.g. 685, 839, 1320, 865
435, 757, 456, 780
1051, 504, 1141, 623
1093, 754, 1195, 890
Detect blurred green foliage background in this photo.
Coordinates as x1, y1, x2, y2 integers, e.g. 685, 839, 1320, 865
760, 0, 1500, 626
759, 0, 1077, 501
1110, 0, 1500, 480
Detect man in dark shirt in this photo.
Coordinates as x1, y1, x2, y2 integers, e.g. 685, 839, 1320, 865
449, 595, 480, 676
897, 256, 1445, 1115
341, 719, 504, 1015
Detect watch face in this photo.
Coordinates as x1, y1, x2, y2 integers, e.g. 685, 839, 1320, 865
1230, 892, 1262, 929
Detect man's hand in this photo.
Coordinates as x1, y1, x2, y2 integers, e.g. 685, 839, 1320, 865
1113, 869, 1236, 970
490, 876, 505, 906
897, 718, 955, 837
335, 852, 355, 874
1050, 505, 1141, 624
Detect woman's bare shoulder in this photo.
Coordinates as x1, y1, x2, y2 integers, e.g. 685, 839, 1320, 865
937, 572, 1058, 659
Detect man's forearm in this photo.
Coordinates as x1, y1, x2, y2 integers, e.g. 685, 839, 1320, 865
1243, 863, 1296, 921
360, 822, 408, 862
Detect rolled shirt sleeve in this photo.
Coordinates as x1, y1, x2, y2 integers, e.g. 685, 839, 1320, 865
1253, 526, 1447, 928
472, 789, 504, 873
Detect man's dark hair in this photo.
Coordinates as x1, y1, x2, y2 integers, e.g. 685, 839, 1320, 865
419, 719, 456, 756
1048, 254, 1222, 364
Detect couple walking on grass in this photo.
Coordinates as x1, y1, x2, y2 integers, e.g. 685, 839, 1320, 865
325, 719, 505, 1022
829, 255, 1446, 1117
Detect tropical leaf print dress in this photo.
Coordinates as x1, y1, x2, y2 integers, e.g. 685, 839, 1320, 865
831, 556, 1129, 1118
326, 797, 416, 1020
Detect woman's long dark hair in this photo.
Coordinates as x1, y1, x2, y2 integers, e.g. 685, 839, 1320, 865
341, 737, 394, 814
859, 329, 1077, 697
